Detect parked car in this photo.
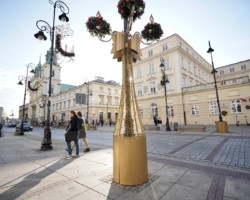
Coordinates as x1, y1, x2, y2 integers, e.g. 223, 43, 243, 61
16, 123, 33, 131
6, 122, 17, 127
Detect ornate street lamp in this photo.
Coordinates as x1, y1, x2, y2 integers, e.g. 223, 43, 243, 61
34, 0, 75, 151
207, 41, 228, 133
86, 0, 163, 185
17, 63, 36, 135
160, 57, 171, 131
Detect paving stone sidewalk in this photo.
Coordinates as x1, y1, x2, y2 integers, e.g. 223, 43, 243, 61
0, 128, 250, 200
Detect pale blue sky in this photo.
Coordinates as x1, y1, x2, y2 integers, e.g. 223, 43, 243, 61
1, 0, 249, 117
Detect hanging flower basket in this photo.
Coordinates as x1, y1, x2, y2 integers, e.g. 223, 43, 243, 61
141, 22, 163, 41
117, 0, 145, 21
221, 110, 228, 116
86, 16, 111, 37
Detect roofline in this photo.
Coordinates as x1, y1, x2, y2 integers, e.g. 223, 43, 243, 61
216, 59, 250, 69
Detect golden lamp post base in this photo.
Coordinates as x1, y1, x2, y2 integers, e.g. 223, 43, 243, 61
113, 135, 148, 185
216, 121, 228, 133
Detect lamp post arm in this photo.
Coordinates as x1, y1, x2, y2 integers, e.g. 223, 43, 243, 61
50, 0, 69, 14
36, 20, 52, 41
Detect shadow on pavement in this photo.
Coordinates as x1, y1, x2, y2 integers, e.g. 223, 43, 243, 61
0, 157, 73, 200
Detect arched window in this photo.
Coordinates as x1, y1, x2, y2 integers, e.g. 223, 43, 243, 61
151, 103, 158, 117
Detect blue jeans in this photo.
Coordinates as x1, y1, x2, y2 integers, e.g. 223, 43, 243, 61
67, 139, 79, 156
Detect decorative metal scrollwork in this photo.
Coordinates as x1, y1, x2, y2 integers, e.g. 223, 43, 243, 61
28, 81, 39, 91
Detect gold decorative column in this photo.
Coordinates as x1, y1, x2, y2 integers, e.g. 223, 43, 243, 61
85, 2, 163, 186
112, 32, 148, 185
216, 121, 228, 133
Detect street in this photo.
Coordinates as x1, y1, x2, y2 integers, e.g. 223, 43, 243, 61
4, 125, 250, 169
1, 125, 250, 200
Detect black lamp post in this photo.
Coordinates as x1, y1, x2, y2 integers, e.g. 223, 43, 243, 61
207, 41, 223, 122
159, 57, 171, 131
34, 0, 70, 150
235, 115, 239, 126
17, 63, 36, 135
84, 81, 93, 124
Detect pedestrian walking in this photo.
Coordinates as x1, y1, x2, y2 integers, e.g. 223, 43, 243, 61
74, 111, 90, 152
65, 111, 79, 159
153, 115, 158, 126
0, 122, 3, 137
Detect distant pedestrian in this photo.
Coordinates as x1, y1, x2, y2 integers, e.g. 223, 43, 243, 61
109, 118, 112, 127
154, 115, 158, 126
100, 119, 104, 126
77, 111, 90, 152
65, 111, 79, 159
0, 122, 2, 137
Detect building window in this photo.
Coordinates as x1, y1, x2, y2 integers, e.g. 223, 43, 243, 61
115, 89, 118, 95
183, 77, 186, 87
115, 97, 119, 105
163, 58, 169, 69
194, 66, 196, 75
229, 67, 234, 73
220, 70, 224, 75
139, 109, 143, 119
163, 44, 168, 51
64, 101, 66, 109
100, 87, 103, 92
149, 64, 155, 74
136, 67, 142, 78
241, 64, 246, 70
150, 82, 156, 93
137, 85, 143, 96
107, 96, 112, 105
191, 104, 199, 116
151, 103, 158, 117
148, 49, 153, 57
168, 106, 174, 117
99, 95, 104, 104
108, 88, 111, 95
231, 100, 242, 114
209, 102, 219, 115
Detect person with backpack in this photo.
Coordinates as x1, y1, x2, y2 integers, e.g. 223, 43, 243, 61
65, 111, 79, 159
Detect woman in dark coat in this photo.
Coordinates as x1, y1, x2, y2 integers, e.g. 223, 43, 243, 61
65, 110, 79, 159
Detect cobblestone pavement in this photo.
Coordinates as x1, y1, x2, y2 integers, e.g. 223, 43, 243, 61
0, 125, 250, 200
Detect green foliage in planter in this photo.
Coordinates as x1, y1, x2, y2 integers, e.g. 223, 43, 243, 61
221, 110, 228, 116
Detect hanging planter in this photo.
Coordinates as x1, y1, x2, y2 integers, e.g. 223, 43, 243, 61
86, 13, 111, 37
117, 0, 145, 21
141, 22, 163, 41
221, 110, 228, 116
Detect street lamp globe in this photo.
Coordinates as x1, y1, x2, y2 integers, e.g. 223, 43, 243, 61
58, 13, 69, 22
34, 31, 47, 41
